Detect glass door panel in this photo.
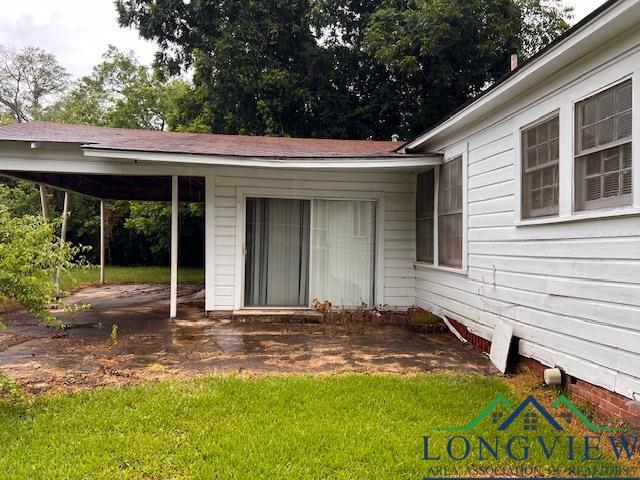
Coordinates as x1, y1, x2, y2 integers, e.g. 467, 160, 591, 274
311, 200, 376, 306
244, 197, 310, 307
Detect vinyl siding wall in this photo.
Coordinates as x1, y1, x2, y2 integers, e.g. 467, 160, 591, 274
210, 166, 416, 310
415, 26, 640, 399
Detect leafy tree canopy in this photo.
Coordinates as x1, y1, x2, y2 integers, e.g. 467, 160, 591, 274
49, 45, 172, 130
0, 45, 69, 123
116, 0, 571, 139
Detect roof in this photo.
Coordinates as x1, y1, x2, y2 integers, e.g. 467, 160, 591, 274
402, 0, 637, 151
0, 121, 422, 159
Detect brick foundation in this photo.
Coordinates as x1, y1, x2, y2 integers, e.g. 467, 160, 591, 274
448, 318, 491, 353
447, 317, 640, 424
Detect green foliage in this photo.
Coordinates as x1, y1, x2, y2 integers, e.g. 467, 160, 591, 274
0, 371, 26, 409
517, 0, 573, 58
125, 202, 204, 266
0, 206, 85, 325
0, 180, 41, 217
363, 0, 571, 134
49, 45, 168, 130
110, 324, 119, 344
116, 0, 572, 139
0, 45, 69, 123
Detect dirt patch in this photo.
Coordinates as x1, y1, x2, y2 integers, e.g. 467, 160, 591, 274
0, 284, 495, 394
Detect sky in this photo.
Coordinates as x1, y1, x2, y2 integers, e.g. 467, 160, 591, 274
0, 0, 609, 79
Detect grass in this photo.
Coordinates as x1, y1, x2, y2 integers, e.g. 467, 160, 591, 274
0, 373, 626, 479
61, 265, 204, 290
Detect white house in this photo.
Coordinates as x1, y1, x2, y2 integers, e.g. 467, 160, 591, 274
0, 0, 638, 404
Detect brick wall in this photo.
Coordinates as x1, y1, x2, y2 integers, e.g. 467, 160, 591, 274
446, 316, 640, 424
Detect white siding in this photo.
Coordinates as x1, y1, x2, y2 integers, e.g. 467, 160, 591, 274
211, 167, 416, 310
415, 27, 640, 399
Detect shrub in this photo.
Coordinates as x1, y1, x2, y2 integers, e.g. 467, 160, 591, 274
0, 206, 86, 326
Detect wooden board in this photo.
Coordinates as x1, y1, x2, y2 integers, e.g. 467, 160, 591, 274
490, 319, 514, 373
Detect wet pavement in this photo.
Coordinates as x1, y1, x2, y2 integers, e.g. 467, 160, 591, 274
0, 285, 495, 393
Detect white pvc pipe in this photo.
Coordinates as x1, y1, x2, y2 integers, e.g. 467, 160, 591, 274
170, 175, 178, 318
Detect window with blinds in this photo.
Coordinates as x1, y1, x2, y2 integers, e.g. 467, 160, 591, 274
438, 157, 463, 268
521, 115, 559, 218
416, 169, 434, 263
575, 80, 632, 211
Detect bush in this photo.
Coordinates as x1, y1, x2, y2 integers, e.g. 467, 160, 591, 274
0, 206, 86, 325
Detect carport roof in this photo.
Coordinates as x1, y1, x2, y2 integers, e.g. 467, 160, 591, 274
0, 121, 432, 159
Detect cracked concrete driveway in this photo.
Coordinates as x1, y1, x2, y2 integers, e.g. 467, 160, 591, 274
0, 285, 495, 393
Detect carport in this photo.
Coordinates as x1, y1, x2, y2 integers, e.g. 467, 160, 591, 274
0, 124, 213, 318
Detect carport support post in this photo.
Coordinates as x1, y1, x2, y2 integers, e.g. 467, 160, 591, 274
170, 175, 179, 318
39, 184, 49, 220
204, 174, 215, 312
100, 200, 105, 284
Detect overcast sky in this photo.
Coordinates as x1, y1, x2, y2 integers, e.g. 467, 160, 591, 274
0, 0, 609, 79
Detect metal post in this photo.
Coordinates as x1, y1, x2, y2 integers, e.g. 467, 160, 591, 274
100, 199, 105, 285
170, 175, 179, 318
56, 191, 70, 294
204, 174, 216, 312
39, 184, 49, 220
60, 192, 69, 243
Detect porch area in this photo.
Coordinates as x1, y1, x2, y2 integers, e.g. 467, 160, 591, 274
0, 284, 494, 394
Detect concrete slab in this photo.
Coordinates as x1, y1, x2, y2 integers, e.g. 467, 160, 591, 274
0, 285, 495, 394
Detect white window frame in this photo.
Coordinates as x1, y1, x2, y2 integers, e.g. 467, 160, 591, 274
233, 186, 386, 310
574, 77, 633, 212
414, 146, 468, 274
519, 110, 561, 219
516, 71, 640, 226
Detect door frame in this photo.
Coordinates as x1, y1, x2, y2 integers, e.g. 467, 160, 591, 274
234, 186, 386, 310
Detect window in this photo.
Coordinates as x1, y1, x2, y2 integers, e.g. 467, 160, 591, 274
416, 158, 464, 268
416, 170, 434, 263
575, 80, 632, 211
438, 157, 463, 268
521, 115, 559, 218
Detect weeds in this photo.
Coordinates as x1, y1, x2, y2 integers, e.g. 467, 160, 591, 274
110, 324, 119, 344
0, 371, 27, 409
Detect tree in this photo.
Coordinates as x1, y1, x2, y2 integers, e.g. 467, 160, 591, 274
116, 0, 571, 139
0, 45, 69, 123
517, 0, 573, 58
363, 0, 571, 135
0, 206, 84, 325
125, 202, 204, 267
50, 45, 168, 130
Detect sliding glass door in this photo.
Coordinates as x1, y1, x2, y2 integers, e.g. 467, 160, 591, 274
311, 200, 376, 306
244, 197, 376, 308
244, 198, 310, 307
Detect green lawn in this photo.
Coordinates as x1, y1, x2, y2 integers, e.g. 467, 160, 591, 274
0, 374, 623, 479
61, 265, 204, 290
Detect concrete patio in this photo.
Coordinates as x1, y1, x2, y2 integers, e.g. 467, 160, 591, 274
0, 285, 495, 393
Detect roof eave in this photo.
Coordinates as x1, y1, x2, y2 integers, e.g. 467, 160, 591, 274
81, 147, 443, 170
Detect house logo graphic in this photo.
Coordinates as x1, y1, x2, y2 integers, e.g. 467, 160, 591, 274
421, 394, 638, 479
433, 394, 621, 433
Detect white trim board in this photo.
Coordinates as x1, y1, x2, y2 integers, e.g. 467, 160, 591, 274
83, 148, 442, 170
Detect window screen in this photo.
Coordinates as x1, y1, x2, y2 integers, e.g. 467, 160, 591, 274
521, 115, 559, 218
575, 80, 632, 211
438, 157, 462, 268
416, 170, 434, 263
